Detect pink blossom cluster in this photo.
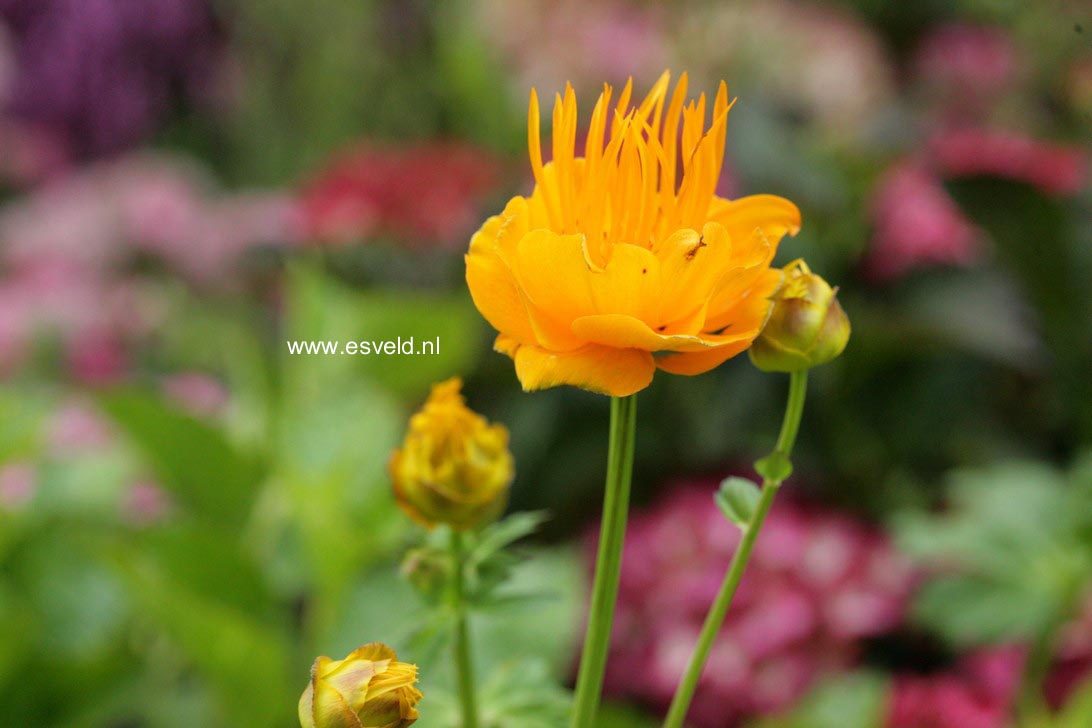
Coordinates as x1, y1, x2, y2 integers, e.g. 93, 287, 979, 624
598, 483, 913, 727
0, 153, 304, 379
865, 23, 1086, 281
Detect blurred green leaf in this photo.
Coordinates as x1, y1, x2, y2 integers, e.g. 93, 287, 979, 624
895, 459, 1092, 647
116, 553, 293, 728
98, 391, 265, 529
749, 672, 888, 728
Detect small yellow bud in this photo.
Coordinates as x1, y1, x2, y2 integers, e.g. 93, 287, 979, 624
298, 643, 422, 728
390, 378, 514, 531
749, 260, 851, 373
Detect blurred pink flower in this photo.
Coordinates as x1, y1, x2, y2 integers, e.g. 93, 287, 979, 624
866, 161, 984, 280
596, 483, 913, 726
929, 128, 1087, 196
474, 0, 669, 98
0, 153, 305, 278
161, 372, 229, 418
47, 399, 114, 455
300, 142, 500, 248
0, 460, 35, 508
123, 479, 172, 526
675, 0, 894, 141
913, 24, 1021, 117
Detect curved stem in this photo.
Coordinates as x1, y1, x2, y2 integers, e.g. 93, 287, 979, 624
571, 394, 638, 728
662, 371, 808, 728
450, 530, 479, 728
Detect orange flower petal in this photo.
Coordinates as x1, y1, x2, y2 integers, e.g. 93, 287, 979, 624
587, 243, 662, 322
655, 222, 733, 330
511, 341, 655, 396
571, 313, 754, 353
655, 338, 754, 376
465, 213, 537, 345
708, 194, 801, 261
704, 267, 784, 335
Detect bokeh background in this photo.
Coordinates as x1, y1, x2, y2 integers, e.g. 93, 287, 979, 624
1, 1, 1090, 726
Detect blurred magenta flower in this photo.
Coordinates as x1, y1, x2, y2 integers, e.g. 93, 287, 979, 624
597, 483, 913, 726
66, 328, 127, 385
887, 647, 1021, 728
913, 24, 1020, 117
929, 128, 1087, 196
300, 142, 500, 248
0, 0, 224, 156
866, 161, 983, 281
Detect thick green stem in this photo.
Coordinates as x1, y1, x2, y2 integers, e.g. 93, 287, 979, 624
662, 371, 808, 728
450, 530, 479, 728
571, 394, 638, 728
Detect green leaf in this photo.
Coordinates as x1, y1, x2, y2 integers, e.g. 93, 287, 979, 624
749, 672, 888, 728
283, 265, 482, 396
755, 452, 793, 483
715, 477, 761, 530
114, 554, 292, 728
98, 390, 264, 529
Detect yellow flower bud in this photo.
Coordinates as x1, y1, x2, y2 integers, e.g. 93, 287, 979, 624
298, 643, 422, 728
390, 378, 514, 531
749, 260, 850, 372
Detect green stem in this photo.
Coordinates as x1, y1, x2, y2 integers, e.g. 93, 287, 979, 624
450, 530, 479, 728
571, 394, 639, 728
662, 371, 808, 728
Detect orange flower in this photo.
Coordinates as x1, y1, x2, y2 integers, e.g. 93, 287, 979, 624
465, 71, 801, 396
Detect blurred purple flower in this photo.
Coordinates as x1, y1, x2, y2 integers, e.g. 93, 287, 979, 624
0, 0, 224, 156
913, 24, 1021, 118
596, 483, 913, 726
866, 161, 984, 281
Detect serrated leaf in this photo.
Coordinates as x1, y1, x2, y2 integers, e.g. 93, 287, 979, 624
715, 477, 761, 530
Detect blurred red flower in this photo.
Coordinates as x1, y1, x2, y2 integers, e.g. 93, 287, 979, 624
929, 128, 1087, 196
300, 142, 501, 248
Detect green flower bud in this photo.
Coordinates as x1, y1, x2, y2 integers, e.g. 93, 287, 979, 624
749, 259, 850, 372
